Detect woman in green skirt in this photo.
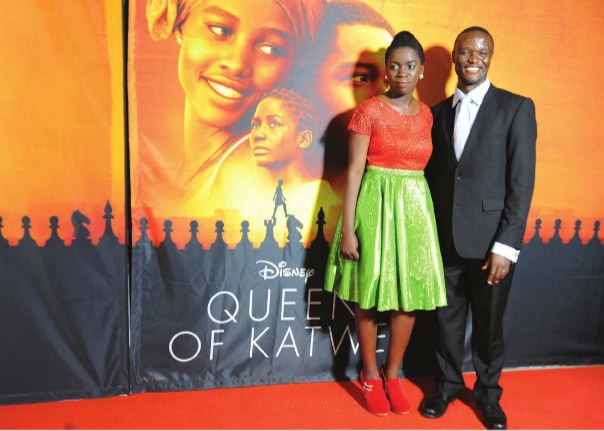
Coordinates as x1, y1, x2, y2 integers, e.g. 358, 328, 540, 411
324, 31, 447, 416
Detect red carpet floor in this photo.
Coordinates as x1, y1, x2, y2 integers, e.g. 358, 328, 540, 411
1, 366, 603, 429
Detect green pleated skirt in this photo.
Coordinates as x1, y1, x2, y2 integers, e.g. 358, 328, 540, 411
324, 166, 447, 312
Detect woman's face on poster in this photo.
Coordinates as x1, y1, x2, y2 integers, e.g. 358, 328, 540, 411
176, 0, 295, 129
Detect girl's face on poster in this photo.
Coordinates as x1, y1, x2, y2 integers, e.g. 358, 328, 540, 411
249, 97, 309, 168
176, 0, 295, 129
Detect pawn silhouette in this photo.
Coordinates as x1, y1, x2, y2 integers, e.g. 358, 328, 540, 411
568, 220, 583, 246
548, 218, 563, 245
528, 218, 543, 245
588, 220, 602, 246
18, 216, 37, 248
45, 216, 65, 247
159, 220, 178, 251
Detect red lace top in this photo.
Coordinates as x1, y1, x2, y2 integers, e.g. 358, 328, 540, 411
347, 97, 433, 171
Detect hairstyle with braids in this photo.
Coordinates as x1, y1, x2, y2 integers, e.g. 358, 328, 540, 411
259, 88, 318, 137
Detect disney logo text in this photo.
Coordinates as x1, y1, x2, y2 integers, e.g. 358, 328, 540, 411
256, 260, 315, 284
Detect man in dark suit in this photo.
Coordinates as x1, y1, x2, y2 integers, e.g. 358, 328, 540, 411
421, 26, 537, 430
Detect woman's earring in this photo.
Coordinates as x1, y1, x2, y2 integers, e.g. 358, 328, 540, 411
420, 73, 424, 80
176, 36, 183, 45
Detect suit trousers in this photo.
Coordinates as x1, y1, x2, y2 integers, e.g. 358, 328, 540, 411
435, 245, 515, 405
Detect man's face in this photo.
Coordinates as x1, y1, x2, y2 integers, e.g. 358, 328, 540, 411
452, 31, 494, 92
315, 24, 392, 123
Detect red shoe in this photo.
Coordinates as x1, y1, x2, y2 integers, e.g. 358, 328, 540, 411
360, 370, 390, 416
379, 366, 410, 414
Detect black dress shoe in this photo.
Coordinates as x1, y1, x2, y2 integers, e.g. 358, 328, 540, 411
479, 402, 507, 430
419, 390, 456, 418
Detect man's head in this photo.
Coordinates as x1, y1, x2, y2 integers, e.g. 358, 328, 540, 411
295, 0, 394, 125
452, 26, 494, 92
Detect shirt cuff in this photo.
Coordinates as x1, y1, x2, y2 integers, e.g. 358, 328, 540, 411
491, 242, 519, 263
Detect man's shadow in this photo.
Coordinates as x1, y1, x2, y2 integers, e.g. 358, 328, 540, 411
408, 45, 483, 417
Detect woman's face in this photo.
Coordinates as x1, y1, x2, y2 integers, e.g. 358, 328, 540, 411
385, 46, 423, 97
177, 0, 295, 129
249, 97, 305, 168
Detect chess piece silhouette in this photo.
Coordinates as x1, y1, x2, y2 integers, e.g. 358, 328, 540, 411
310, 207, 328, 249
569, 220, 584, 247
71, 210, 92, 246
18, 216, 37, 248
99, 200, 119, 247
259, 218, 279, 254
236, 220, 254, 253
308, 207, 330, 277
549, 218, 564, 245
159, 220, 178, 251
528, 218, 544, 245
588, 221, 602, 246
286, 214, 304, 244
185, 220, 204, 253
285, 214, 304, 259
45, 216, 65, 248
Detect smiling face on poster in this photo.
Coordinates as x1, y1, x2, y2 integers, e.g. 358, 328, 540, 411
173, 1, 296, 130
139, 0, 398, 247
141, 0, 327, 238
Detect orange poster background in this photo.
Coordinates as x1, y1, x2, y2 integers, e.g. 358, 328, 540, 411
129, 0, 604, 249
0, 1, 125, 245
1, 1, 603, 247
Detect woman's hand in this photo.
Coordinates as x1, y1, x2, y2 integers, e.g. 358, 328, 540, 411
339, 231, 360, 261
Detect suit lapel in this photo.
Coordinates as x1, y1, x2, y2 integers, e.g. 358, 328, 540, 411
439, 97, 457, 163
458, 85, 498, 163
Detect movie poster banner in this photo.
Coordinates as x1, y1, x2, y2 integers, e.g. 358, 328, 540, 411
0, 1, 128, 404
128, 0, 604, 393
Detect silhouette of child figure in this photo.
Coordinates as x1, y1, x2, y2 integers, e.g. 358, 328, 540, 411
272, 179, 288, 220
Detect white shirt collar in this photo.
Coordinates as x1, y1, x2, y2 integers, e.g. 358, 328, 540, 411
452, 78, 491, 108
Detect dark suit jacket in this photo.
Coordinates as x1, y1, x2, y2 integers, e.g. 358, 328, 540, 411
425, 85, 537, 260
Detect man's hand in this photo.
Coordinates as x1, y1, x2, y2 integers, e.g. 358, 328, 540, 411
482, 253, 512, 285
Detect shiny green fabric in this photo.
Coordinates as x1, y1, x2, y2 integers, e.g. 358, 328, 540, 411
324, 166, 447, 312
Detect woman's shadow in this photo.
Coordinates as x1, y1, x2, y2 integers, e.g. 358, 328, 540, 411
303, 43, 463, 412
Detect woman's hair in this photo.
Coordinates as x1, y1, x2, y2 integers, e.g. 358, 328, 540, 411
385, 30, 425, 65
146, 0, 326, 70
259, 88, 318, 137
